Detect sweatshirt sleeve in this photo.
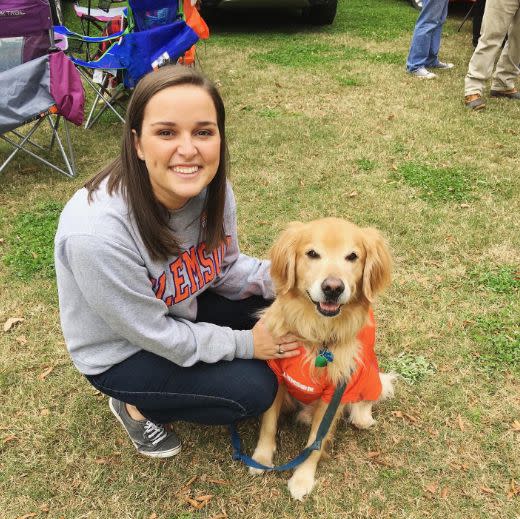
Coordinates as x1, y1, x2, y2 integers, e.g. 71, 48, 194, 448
56, 233, 254, 367
210, 186, 275, 300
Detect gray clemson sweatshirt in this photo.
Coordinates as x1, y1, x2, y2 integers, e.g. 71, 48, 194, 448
54, 179, 274, 375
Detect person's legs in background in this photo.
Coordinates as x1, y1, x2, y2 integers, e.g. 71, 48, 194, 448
473, 0, 487, 47
406, 0, 450, 76
464, 0, 517, 108
491, 3, 520, 95
426, 0, 453, 68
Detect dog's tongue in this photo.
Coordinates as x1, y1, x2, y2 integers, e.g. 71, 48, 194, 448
319, 302, 340, 313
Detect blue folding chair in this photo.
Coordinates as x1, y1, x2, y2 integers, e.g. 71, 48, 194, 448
54, 0, 199, 128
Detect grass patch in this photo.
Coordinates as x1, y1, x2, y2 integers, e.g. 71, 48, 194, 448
469, 310, 520, 375
384, 353, 436, 384
469, 265, 520, 294
394, 162, 474, 202
335, 0, 419, 40
356, 158, 378, 172
336, 75, 363, 86
250, 42, 366, 67
365, 51, 406, 65
2, 201, 62, 280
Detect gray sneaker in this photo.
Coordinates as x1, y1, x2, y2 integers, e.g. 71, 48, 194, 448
431, 61, 454, 70
109, 398, 181, 458
409, 67, 437, 79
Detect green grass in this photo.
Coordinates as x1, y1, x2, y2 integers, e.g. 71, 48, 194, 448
384, 353, 436, 384
2, 201, 63, 280
469, 309, 520, 375
1, 1, 520, 518
394, 162, 474, 203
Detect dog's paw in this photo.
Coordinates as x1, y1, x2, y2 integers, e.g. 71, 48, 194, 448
287, 472, 316, 501
351, 414, 377, 430
249, 449, 274, 475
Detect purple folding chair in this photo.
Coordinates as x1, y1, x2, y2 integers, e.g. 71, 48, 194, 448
0, 0, 85, 178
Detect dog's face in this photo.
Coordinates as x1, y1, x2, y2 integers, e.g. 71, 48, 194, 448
270, 218, 392, 317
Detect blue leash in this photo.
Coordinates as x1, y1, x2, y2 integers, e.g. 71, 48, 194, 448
230, 380, 346, 472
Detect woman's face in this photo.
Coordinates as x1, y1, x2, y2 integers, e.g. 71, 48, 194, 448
134, 85, 221, 211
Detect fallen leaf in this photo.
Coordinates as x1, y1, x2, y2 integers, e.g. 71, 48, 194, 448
15, 335, 28, 345
185, 497, 205, 510
148, 514, 158, 519
195, 494, 213, 502
3, 435, 17, 443
39, 503, 50, 513
457, 415, 465, 432
31, 251, 38, 259
511, 420, 520, 432
275, 81, 282, 88
210, 514, 227, 519
508, 479, 520, 498
480, 486, 495, 495
440, 487, 449, 499
204, 478, 228, 485
425, 483, 438, 494
38, 366, 54, 381
387, 113, 396, 120
348, 190, 358, 197
40, 409, 50, 417
460, 203, 470, 209
367, 451, 381, 458
16, 514, 37, 519
181, 475, 198, 489
4, 317, 24, 332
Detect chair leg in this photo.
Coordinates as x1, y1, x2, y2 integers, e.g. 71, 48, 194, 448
0, 118, 46, 175
78, 68, 125, 128
0, 115, 76, 178
46, 115, 76, 178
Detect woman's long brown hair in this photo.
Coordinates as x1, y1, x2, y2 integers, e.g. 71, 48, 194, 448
85, 65, 228, 260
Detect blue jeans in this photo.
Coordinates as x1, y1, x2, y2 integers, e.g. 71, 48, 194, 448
86, 292, 278, 425
406, 0, 450, 71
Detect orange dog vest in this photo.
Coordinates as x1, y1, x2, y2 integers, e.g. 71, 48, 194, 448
267, 309, 382, 405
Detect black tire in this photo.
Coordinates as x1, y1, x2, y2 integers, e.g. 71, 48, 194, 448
409, 0, 423, 9
303, 1, 338, 25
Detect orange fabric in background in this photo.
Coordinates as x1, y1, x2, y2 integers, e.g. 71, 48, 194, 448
268, 309, 382, 405
183, 0, 209, 39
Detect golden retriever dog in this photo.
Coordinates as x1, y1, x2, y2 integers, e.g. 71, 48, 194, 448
250, 217, 396, 500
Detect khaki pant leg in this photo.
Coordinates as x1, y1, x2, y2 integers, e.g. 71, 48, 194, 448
491, 4, 520, 90
464, 0, 518, 96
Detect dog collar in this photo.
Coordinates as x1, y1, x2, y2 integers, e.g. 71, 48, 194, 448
315, 347, 334, 367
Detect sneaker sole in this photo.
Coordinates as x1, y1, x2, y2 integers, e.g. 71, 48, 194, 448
108, 398, 181, 458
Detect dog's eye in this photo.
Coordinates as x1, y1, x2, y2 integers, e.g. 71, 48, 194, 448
345, 252, 358, 262
306, 249, 320, 259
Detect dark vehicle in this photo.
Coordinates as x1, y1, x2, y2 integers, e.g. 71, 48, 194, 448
200, 0, 338, 25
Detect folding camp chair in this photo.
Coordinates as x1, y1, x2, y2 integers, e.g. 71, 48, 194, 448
72, 0, 127, 61
0, 0, 85, 178
54, 0, 208, 128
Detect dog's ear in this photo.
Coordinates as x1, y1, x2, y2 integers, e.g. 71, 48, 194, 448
362, 227, 392, 302
269, 222, 304, 295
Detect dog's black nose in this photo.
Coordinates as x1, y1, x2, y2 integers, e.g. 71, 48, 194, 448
321, 277, 345, 300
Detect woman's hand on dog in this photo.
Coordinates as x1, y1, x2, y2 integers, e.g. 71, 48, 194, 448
252, 319, 302, 360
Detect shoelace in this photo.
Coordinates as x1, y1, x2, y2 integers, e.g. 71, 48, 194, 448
143, 421, 168, 446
